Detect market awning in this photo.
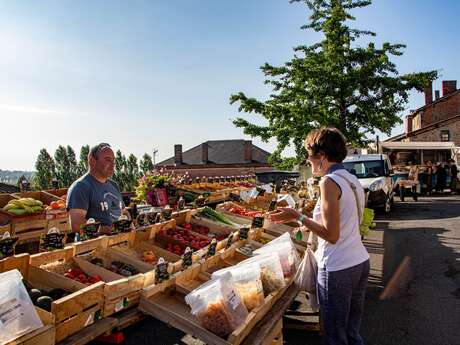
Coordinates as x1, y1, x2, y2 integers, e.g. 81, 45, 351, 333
380, 141, 458, 150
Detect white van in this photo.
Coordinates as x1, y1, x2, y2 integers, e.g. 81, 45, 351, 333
343, 154, 395, 213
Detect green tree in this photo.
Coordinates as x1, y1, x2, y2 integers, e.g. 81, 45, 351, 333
125, 154, 140, 191
67, 145, 78, 184
33, 148, 55, 190
54, 145, 72, 187
77, 145, 90, 176
230, 0, 437, 168
113, 150, 127, 191
16, 174, 28, 190
139, 153, 154, 175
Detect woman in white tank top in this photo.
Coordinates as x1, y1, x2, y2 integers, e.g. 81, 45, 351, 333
269, 127, 370, 345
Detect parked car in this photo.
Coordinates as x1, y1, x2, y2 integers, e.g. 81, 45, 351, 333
343, 154, 395, 213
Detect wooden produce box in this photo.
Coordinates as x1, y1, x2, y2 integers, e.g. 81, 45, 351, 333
187, 208, 241, 236
44, 188, 68, 200
0, 193, 46, 227
139, 243, 293, 345
12, 191, 62, 207
70, 233, 150, 317
216, 202, 259, 225
29, 248, 105, 342
262, 219, 309, 249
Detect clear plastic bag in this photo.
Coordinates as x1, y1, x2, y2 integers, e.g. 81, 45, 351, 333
238, 253, 285, 295
294, 247, 317, 294
185, 272, 248, 337
0, 269, 43, 344
212, 263, 265, 311
254, 233, 300, 279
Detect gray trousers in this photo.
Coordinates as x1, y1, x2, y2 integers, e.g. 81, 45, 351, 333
317, 260, 370, 345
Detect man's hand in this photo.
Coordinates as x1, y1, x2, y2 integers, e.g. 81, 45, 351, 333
99, 225, 113, 235
69, 208, 88, 233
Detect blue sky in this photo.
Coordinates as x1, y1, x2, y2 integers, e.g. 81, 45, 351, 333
1, 0, 459, 170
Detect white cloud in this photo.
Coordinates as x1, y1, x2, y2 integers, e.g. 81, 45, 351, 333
0, 104, 65, 116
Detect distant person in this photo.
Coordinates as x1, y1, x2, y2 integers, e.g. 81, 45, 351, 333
435, 163, 447, 193
67, 143, 131, 234
425, 161, 433, 196
449, 160, 458, 194
407, 162, 419, 198
389, 151, 397, 165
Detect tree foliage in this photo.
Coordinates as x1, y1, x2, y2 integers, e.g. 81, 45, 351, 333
77, 145, 90, 176
125, 154, 140, 191
67, 145, 79, 185
230, 0, 437, 167
33, 148, 55, 190
139, 153, 154, 175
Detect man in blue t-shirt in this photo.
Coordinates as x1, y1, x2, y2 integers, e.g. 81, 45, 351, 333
67, 143, 130, 234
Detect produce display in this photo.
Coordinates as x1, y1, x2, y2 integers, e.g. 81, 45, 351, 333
194, 207, 238, 227
220, 203, 264, 218
111, 243, 159, 265
89, 257, 139, 277
158, 227, 211, 254
26, 285, 69, 312
2, 198, 44, 216
182, 223, 226, 241
63, 267, 102, 284
45, 199, 66, 212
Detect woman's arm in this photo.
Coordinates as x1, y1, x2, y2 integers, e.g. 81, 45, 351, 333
302, 177, 340, 244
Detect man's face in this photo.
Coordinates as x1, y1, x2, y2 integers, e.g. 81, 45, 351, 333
93, 148, 115, 178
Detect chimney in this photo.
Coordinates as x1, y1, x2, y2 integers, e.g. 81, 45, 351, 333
435, 90, 440, 100
174, 144, 182, 165
244, 141, 252, 163
201, 143, 208, 164
442, 80, 457, 97
424, 81, 433, 105
406, 115, 413, 134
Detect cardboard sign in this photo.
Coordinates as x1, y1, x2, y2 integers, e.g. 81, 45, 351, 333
182, 247, 193, 269
225, 233, 234, 249
207, 239, 217, 257
155, 188, 169, 207
65, 232, 78, 243
0, 233, 18, 259
268, 199, 277, 212
229, 193, 242, 202
155, 257, 169, 283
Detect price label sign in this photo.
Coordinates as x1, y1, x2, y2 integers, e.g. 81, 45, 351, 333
268, 200, 277, 212
0, 234, 18, 259
113, 219, 132, 233
155, 257, 170, 283
229, 193, 242, 202
65, 232, 78, 244
239, 226, 249, 240
81, 222, 100, 240
225, 233, 234, 249
40, 232, 65, 252
251, 216, 264, 229
255, 187, 266, 196
207, 239, 217, 257
182, 247, 193, 269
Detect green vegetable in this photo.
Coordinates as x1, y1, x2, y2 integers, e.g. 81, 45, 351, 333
197, 207, 237, 227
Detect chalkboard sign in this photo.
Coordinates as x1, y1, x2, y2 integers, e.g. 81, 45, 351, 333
207, 239, 217, 257
239, 226, 249, 240
162, 208, 173, 221
113, 219, 132, 233
155, 257, 169, 283
268, 199, 277, 212
251, 216, 264, 229
0, 234, 18, 259
40, 232, 65, 252
255, 187, 266, 196
225, 233, 234, 249
182, 247, 193, 269
81, 222, 101, 240
229, 193, 242, 202
66, 232, 78, 243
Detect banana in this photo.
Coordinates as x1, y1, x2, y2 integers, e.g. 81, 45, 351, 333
31, 205, 43, 212
3, 203, 19, 211
7, 208, 27, 216
22, 205, 34, 214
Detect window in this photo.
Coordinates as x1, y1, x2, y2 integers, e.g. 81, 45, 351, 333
440, 130, 450, 142
343, 160, 384, 178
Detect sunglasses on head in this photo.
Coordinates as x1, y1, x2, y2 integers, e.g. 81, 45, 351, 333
90, 143, 111, 157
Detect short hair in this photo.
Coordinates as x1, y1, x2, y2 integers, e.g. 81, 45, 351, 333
89, 143, 111, 159
305, 127, 348, 163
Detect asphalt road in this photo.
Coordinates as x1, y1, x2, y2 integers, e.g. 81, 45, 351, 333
117, 195, 460, 345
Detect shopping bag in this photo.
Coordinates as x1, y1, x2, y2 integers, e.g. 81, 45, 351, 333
294, 247, 318, 294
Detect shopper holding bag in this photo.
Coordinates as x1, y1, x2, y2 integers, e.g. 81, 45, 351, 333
269, 127, 369, 345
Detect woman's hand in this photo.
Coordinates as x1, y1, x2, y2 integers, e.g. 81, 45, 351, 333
267, 207, 301, 223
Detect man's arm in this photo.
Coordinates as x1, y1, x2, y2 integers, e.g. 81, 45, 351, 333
69, 208, 88, 233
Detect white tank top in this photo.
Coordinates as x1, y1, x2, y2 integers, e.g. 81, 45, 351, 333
313, 169, 369, 271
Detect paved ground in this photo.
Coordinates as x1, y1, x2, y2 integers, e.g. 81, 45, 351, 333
117, 195, 460, 345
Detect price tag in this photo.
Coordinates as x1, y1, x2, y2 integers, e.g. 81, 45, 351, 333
162, 208, 173, 221
207, 239, 217, 257
65, 232, 78, 243
268, 199, 277, 212
0, 233, 18, 259
239, 226, 249, 240
182, 247, 193, 269
113, 219, 132, 233
251, 216, 264, 229
40, 230, 65, 252
80, 222, 100, 240
115, 297, 129, 312
155, 257, 170, 283
229, 193, 242, 202
225, 233, 234, 249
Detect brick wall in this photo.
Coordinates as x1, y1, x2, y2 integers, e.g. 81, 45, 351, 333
406, 119, 460, 146
418, 92, 460, 128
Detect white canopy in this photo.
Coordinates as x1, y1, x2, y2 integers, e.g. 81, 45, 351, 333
380, 141, 458, 150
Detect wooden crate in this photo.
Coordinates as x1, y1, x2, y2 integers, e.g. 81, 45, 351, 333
47, 217, 71, 233
0, 253, 30, 278
69, 233, 150, 317
0, 222, 11, 235
187, 208, 240, 236
140, 243, 293, 345
44, 188, 68, 200
5, 307, 55, 345
13, 219, 49, 244
0, 193, 46, 227
29, 248, 105, 342
216, 202, 257, 225
12, 191, 62, 207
